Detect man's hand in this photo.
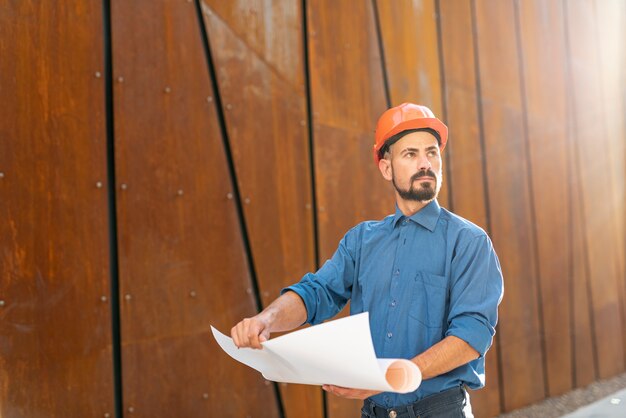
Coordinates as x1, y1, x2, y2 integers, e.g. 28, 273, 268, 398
322, 385, 381, 400
231, 316, 270, 349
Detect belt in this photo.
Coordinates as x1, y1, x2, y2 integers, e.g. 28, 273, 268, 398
363, 386, 467, 418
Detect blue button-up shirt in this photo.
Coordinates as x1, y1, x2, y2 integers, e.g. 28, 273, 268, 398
282, 200, 503, 407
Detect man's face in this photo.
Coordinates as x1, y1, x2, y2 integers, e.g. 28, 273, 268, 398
380, 131, 442, 203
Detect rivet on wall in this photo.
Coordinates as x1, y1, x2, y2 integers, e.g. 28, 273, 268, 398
0, 300, 5, 307
177, 189, 184, 196
127, 406, 135, 413
244, 197, 251, 204
305, 203, 311, 209
104, 413, 111, 418
120, 183, 128, 190
124, 294, 132, 301
226, 192, 233, 200
202, 393, 209, 400
226, 103, 233, 110
264, 380, 271, 386
246, 288, 252, 294
95, 71, 102, 78
96, 181, 103, 188
207, 96, 213, 103
300, 120, 306, 126
117, 76, 124, 83
100, 296, 108, 303
164, 86, 171, 94
0, 172, 5, 178
189, 290, 197, 298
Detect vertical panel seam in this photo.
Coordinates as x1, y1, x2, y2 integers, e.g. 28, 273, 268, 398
371, 0, 392, 108
562, 0, 600, 382
469, 0, 503, 413
560, 0, 578, 386
102, 0, 124, 416
192, 2, 285, 416
434, 0, 454, 212
301, 1, 326, 417
512, 0, 550, 398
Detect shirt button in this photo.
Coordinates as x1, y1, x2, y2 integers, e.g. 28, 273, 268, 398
390, 300, 396, 307
387, 331, 393, 338
394, 269, 400, 275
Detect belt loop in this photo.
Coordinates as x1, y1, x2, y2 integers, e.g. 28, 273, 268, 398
369, 399, 376, 415
407, 404, 417, 418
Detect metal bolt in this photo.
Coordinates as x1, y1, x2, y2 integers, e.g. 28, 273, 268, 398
177, 189, 184, 196
0, 300, 5, 307
202, 393, 209, 400
104, 413, 111, 418
117, 76, 124, 83
246, 288, 252, 294
96, 181, 103, 188
244, 197, 250, 204
189, 290, 197, 298
0, 172, 4, 178
100, 296, 108, 302
95, 72, 102, 78
120, 183, 128, 190
124, 294, 132, 301
127, 406, 135, 413
226, 192, 233, 199
207, 96, 213, 102
164, 86, 171, 93
226, 103, 233, 110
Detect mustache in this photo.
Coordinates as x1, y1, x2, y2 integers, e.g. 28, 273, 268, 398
411, 170, 437, 182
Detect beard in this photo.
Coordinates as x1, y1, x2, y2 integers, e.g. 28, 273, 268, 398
392, 169, 440, 202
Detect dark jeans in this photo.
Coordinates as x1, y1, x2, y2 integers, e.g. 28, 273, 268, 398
361, 386, 473, 418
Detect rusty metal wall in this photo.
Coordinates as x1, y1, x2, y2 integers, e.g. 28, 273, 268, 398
1, 1, 625, 417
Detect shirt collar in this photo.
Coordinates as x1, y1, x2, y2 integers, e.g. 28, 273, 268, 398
392, 200, 441, 232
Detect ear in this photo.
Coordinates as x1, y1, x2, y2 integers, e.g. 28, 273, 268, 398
378, 157, 393, 181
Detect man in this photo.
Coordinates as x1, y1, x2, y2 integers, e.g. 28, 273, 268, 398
231, 103, 504, 418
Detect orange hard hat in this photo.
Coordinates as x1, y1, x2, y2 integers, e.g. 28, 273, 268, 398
373, 103, 448, 163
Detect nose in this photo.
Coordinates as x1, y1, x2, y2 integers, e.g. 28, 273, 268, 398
417, 154, 431, 171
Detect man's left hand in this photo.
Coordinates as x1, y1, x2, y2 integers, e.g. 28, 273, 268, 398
322, 385, 381, 400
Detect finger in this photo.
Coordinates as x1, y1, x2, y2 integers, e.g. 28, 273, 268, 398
248, 322, 264, 349
240, 318, 251, 347
230, 325, 240, 347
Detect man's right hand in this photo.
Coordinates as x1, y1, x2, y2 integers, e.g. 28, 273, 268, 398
231, 315, 271, 349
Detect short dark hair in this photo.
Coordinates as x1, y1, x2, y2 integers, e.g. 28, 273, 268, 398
378, 128, 442, 160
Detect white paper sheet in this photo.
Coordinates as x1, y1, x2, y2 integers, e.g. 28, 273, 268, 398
211, 312, 422, 393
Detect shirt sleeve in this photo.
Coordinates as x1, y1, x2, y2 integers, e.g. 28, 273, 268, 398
281, 227, 359, 325
445, 233, 504, 357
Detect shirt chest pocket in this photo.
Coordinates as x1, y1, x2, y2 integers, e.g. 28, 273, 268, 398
408, 272, 449, 329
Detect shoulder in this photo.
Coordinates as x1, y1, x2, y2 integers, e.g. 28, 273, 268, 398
439, 208, 490, 242
342, 214, 395, 242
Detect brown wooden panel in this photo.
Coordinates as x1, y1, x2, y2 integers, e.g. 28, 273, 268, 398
111, 1, 278, 416
517, 0, 573, 397
0, 1, 114, 417
307, 0, 388, 415
376, 0, 450, 208
595, 0, 626, 365
200, 1, 322, 417
438, 2, 500, 415
565, 0, 626, 379
474, 0, 546, 411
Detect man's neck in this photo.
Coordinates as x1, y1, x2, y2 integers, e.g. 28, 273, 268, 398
396, 196, 433, 217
